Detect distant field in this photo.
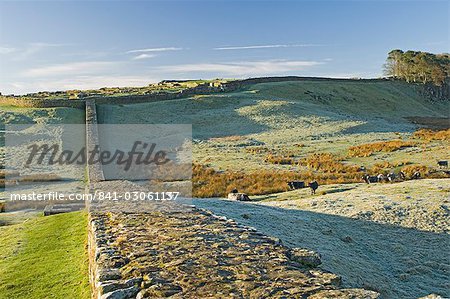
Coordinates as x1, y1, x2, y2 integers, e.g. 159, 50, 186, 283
0, 105, 85, 146
0, 106, 86, 202
97, 79, 449, 196
0, 211, 90, 299
0, 106, 85, 126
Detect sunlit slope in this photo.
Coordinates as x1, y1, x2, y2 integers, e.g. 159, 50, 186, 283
251, 80, 447, 119
98, 79, 448, 139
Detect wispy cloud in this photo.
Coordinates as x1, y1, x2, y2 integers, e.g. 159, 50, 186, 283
126, 47, 183, 54
213, 44, 322, 50
14, 42, 69, 60
422, 41, 447, 47
22, 61, 114, 77
0, 46, 16, 54
157, 60, 323, 76
132, 53, 156, 60
5, 75, 157, 94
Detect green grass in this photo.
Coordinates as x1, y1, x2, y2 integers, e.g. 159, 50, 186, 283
97, 79, 449, 175
0, 106, 85, 126
0, 211, 90, 299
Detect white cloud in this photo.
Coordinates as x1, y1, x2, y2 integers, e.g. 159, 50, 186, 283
423, 41, 446, 46
132, 53, 156, 60
4, 75, 158, 94
22, 61, 115, 77
13, 42, 69, 60
0, 47, 16, 54
214, 44, 322, 50
50, 75, 155, 90
157, 60, 323, 76
126, 47, 183, 54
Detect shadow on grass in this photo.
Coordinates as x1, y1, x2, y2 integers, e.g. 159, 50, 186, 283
192, 198, 450, 299
322, 187, 356, 195
96, 95, 272, 139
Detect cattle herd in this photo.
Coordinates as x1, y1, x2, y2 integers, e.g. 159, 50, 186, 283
362, 170, 419, 184
361, 160, 448, 184
288, 180, 319, 194
229, 160, 448, 200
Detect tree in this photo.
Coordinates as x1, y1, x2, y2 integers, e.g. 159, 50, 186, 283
384, 50, 449, 86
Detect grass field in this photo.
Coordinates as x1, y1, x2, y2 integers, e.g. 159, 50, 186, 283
0, 211, 90, 299
0, 105, 86, 201
0, 106, 85, 125
0, 106, 89, 299
97, 79, 449, 196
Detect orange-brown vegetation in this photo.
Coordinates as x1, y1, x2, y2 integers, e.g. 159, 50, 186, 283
401, 165, 430, 177
245, 146, 269, 154
192, 163, 366, 198
412, 128, 450, 141
371, 161, 411, 173
348, 140, 416, 157
19, 173, 61, 183
264, 153, 295, 165
192, 145, 449, 197
299, 153, 360, 173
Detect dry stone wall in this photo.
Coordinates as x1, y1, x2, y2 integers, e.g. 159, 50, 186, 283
86, 181, 380, 299
0, 96, 85, 108
80, 86, 381, 298
0, 77, 390, 108
85, 100, 105, 184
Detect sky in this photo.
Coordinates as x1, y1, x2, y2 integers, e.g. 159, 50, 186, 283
0, 0, 448, 95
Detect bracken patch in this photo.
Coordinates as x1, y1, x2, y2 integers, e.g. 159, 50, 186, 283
348, 140, 416, 157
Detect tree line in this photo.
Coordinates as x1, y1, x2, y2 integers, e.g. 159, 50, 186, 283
384, 50, 449, 86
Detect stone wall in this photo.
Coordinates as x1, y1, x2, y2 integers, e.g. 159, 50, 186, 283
85, 100, 105, 183
0, 77, 391, 109
79, 78, 380, 298
0, 96, 85, 108
86, 183, 380, 299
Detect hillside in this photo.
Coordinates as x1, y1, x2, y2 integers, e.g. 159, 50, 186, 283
1, 78, 448, 299
192, 179, 450, 299
97, 79, 449, 195
98, 79, 448, 136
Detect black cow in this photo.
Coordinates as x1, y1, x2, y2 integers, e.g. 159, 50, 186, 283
399, 171, 406, 180
287, 181, 305, 190
308, 181, 319, 195
412, 171, 421, 179
387, 172, 396, 182
238, 194, 251, 201
362, 175, 378, 184
377, 174, 386, 182
438, 160, 448, 168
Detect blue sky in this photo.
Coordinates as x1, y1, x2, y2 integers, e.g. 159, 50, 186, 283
0, 0, 448, 94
